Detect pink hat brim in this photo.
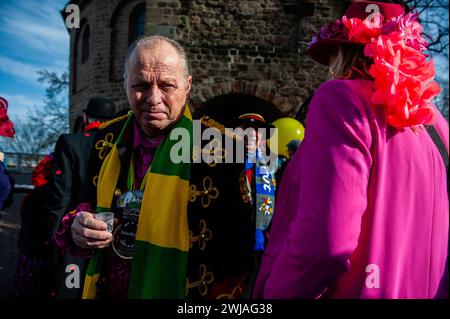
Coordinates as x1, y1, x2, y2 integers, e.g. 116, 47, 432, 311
307, 1, 405, 66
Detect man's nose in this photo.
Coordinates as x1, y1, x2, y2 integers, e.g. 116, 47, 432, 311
145, 84, 162, 105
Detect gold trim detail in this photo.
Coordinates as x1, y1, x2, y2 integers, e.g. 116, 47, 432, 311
189, 219, 212, 250
200, 116, 242, 141
216, 273, 249, 299
192, 139, 227, 168
95, 132, 114, 159
239, 170, 251, 203
99, 112, 132, 130
189, 176, 219, 208
185, 264, 214, 297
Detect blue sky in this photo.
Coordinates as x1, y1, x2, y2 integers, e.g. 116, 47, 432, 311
0, 0, 69, 121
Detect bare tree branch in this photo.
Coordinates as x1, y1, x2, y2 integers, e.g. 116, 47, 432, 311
2, 70, 70, 154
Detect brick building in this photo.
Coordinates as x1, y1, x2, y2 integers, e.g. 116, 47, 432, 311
63, 0, 350, 129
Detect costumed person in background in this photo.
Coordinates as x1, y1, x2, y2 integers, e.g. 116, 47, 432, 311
10, 154, 54, 298
0, 96, 15, 211
233, 113, 277, 298
234, 113, 276, 252
254, 0, 449, 298
53, 35, 261, 299
0, 151, 14, 211
44, 96, 118, 299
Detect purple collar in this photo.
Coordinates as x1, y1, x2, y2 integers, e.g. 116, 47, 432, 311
132, 120, 164, 151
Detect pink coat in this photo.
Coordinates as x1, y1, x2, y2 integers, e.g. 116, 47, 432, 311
254, 79, 449, 299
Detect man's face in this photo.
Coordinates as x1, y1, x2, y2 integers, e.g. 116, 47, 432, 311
241, 125, 263, 154
126, 43, 192, 137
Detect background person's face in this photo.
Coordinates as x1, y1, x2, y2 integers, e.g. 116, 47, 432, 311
242, 126, 263, 154
126, 42, 192, 137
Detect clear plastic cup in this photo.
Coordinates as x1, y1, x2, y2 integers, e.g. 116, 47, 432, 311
95, 212, 114, 233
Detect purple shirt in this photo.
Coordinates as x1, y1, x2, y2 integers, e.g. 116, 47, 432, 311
132, 121, 164, 186
253, 79, 449, 299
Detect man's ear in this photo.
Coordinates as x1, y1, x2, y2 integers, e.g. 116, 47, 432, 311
186, 75, 193, 98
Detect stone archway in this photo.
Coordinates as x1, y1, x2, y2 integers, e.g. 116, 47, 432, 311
191, 79, 303, 119
194, 92, 283, 127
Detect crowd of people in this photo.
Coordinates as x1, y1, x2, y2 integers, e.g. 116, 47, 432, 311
0, 0, 448, 299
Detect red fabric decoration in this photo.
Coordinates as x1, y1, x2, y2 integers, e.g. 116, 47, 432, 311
310, 11, 441, 130
31, 154, 53, 187
84, 121, 102, 132
0, 97, 15, 138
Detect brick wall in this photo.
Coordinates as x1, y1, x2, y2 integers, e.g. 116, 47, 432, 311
68, 0, 343, 128
68, 0, 144, 128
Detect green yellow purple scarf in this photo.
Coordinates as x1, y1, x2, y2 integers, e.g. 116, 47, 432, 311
82, 106, 192, 299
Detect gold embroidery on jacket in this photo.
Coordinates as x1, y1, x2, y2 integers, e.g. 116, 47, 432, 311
185, 264, 214, 296
99, 112, 132, 130
192, 141, 227, 168
189, 219, 212, 250
93, 175, 99, 187
189, 176, 219, 208
200, 116, 242, 141
95, 132, 114, 160
216, 273, 249, 299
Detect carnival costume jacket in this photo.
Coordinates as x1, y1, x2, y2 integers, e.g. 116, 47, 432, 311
56, 110, 257, 299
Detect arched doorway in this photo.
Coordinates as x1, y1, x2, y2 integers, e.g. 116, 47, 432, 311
195, 93, 283, 127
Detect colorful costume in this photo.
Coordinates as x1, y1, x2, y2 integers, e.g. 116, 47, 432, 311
0, 96, 14, 210
254, 79, 448, 298
254, 1, 449, 299
55, 110, 258, 299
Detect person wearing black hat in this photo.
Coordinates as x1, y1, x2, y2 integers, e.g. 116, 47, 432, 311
44, 96, 120, 299
73, 96, 118, 133
233, 113, 277, 298
233, 113, 276, 210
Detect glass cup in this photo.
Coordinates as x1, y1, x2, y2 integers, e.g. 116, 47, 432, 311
95, 212, 114, 233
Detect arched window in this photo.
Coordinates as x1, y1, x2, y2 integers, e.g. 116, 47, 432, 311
110, 1, 145, 82
81, 24, 90, 63
128, 3, 145, 45
72, 18, 88, 93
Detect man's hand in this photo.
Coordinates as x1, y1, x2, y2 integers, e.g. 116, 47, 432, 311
71, 211, 113, 249
0, 151, 4, 162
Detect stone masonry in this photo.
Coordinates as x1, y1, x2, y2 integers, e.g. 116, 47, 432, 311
64, 0, 349, 129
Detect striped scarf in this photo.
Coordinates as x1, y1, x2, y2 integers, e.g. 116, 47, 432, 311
82, 106, 192, 299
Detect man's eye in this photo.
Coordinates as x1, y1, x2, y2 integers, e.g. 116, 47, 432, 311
160, 83, 175, 89
132, 84, 147, 89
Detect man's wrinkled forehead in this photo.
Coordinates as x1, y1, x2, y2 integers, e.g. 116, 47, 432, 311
129, 44, 181, 74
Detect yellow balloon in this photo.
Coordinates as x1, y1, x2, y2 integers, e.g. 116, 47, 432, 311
269, 118, 305, 158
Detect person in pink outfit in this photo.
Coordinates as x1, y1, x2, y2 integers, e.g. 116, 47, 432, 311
0, 96, 15, 210
253, 0, 449, 299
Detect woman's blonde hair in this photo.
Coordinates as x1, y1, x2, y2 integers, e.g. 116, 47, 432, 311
328, 45, 373, 80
